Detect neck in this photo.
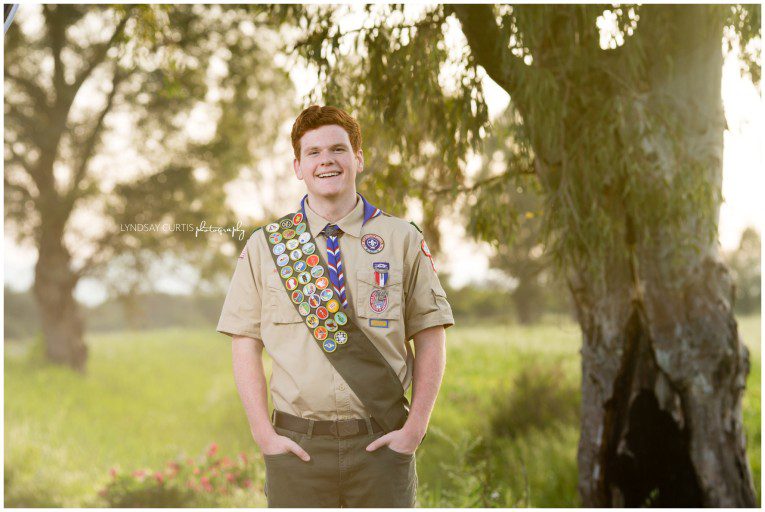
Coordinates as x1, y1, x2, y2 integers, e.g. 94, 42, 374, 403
306, 190, 358, 223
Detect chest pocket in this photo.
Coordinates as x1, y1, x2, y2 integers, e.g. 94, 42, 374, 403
355, 269, 403, 320
266, 274, 303, 324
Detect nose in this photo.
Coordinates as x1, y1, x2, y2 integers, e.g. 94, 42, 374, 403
320, 151, 334, 166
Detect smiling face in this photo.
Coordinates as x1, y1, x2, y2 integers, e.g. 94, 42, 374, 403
293, 124, 364, 201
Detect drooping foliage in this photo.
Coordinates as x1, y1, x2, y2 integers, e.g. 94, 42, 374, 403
273, 4, 761, 285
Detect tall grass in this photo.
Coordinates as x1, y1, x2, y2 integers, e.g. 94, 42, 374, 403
4, 316, 760, 507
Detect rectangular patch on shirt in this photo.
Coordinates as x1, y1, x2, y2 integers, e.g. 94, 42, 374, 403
368, 319, 389, 328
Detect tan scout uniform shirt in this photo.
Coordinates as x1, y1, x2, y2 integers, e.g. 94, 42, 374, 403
217, 194, 454, 421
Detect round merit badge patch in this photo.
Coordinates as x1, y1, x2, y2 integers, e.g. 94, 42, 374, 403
369, 289, 389, 313
361, 234, 384, 254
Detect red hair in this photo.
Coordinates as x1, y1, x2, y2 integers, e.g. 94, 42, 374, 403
291, 105, 362, 159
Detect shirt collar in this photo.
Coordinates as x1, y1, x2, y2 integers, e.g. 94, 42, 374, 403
300, 193, 383, 239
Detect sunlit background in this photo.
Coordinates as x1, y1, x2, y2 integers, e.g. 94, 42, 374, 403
4, 4, 761, 508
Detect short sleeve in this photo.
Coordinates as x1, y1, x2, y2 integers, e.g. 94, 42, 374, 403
216, 232, 263, 340
403, 226, 455, 340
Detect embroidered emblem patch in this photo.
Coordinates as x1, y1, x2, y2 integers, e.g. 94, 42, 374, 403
369, 289, 389, 313
334, 331, 348, 344
334, 312, 348, 325
361, 233, 384, 254
266, 223, 279, 233
305, 314, 319, 328
421, 239, 436, 272
369, 319, 389, 328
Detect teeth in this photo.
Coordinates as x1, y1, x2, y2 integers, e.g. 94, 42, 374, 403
318, 172, 340, 178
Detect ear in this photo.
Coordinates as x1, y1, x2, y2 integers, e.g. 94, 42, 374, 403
356, 149, 364, 175
293, 158, 303, 180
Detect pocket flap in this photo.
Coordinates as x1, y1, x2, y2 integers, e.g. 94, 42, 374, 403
266, 274, 303, 324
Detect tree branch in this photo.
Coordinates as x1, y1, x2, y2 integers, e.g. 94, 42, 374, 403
4, 176, 35, 202
4, 71, 51, 110
71, 11, 132, 93
65, 66, 126, 208
42, 4, 68, 97
448, 5, 527, 99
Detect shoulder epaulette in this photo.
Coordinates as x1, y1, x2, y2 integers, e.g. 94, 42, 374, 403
409, 221, 423, 234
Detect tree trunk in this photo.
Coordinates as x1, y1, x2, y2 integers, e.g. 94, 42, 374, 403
32, 225, 87, 372
574, 6, 756, 506
512, 274, 543, 325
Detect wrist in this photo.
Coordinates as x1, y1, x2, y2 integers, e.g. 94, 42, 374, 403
402, 421, 427, 441
251, 423, 277, 447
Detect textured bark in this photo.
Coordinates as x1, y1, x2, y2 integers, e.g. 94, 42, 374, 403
573, 6, 756, 507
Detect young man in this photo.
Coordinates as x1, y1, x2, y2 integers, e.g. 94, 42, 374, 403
216, 105, 453, 507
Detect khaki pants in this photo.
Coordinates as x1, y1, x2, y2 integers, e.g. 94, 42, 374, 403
263, 425, 417, 507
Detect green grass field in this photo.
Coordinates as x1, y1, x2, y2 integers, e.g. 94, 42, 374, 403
4, 315, 761, 507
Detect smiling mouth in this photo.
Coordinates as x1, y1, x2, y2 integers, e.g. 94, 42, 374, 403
317, 171, 341, 179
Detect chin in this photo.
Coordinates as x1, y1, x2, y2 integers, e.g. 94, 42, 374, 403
311, 182, 352, 198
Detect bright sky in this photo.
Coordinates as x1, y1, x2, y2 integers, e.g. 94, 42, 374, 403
3, 6, 762, 305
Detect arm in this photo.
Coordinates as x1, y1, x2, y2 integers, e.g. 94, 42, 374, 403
232, 335, 310, 461
366, 325, 447, 454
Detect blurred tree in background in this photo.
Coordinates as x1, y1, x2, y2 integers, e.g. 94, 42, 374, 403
4, 5, 293, 370
275, 4, 760, 506
724, 227, 761, 315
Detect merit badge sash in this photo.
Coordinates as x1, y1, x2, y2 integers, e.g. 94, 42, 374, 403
263, 211, 408, 432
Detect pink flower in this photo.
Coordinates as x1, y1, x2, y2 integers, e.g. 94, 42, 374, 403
193, 467, 200, 475
132, 469, 146, 479
244, 479, 253, 488
154, 471, 164, 484
109, 467, 118, 478
225, 472, 235, 482
238, 452, 248, 464
206, 443, 218, 457
221, 456, 233, 468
